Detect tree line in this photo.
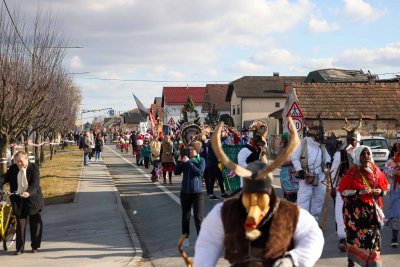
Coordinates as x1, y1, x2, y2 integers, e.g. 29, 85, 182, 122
0, 5, 81, 174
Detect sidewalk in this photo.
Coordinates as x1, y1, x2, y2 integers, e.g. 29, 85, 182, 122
0, 159, 143, 267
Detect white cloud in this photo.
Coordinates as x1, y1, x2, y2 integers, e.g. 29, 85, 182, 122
167, 71, 185, 79
231, 60, 267, 73
308, 18, 340, 33
342, 0, 386, 22
69, 56, 83, 69
207, 69, 219, 76
338, 43, 400, 68
251, 48, 301, 65
307, 58, 337, 70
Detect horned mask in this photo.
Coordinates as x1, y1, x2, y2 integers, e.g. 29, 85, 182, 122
211, 118, 300, 240
342, 116, 362, 141
248, 120, 268, 147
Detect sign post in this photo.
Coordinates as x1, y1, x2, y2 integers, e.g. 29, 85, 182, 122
285, 101, 304, 135
168, 117, 175, 127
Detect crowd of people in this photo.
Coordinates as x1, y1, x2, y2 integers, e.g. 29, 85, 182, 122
70, 119, 400, 267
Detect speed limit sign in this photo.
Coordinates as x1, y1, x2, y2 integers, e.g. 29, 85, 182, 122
288, 118, 303, 132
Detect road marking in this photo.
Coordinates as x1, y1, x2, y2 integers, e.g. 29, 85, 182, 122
106, 145, 182, 206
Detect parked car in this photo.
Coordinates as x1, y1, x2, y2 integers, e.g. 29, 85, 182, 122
360, 136, 390, 170
339, 136, 390, 170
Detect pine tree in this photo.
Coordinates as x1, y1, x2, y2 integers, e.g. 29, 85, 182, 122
205, 104, 220, 128
177, 96, 201, 127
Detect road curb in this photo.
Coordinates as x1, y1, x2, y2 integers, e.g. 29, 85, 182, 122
101, 149, 145, 266
74, 150, 144, 266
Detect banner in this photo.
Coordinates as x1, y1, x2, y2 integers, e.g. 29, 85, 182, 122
221, 144, 245, 192
132, 93, 149, 116
149, 111, 156, 128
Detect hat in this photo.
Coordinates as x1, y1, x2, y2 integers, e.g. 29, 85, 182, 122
281, 132, 289, 141
188, 141, 203, 154
249, 120, 268, 146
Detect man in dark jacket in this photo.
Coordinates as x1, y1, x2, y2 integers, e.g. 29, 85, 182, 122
0, 151, 44, 255
174, 141, 205, 247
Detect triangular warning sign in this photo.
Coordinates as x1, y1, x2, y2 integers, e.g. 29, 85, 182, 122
286, 102, 304, 118
168, 117, 175, 125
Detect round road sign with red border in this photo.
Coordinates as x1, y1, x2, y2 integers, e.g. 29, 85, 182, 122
288, 118, 303, 132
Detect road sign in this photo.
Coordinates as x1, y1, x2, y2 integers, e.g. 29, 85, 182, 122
288, 118, 303, 132
168, 117, 175, 126
286, 102, 304, 118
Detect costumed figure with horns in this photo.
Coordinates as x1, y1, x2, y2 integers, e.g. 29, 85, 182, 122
237, 121, 268, 169
189, 118, 324, 267
330, 117, 362, 252
291, 116, 331, 222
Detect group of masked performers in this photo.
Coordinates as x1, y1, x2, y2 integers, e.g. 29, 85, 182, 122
173, 116, 397, 267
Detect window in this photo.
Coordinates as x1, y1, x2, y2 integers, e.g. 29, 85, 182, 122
237, 104, 240, 115
232, 105, 235, 115
275, 102, 280, 108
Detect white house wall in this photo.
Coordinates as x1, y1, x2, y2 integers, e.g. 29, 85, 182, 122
230, 90, 286, 129
164, 104, 206, 128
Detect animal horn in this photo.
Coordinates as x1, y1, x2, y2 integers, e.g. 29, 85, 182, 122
178, 234, 194, 267
353, 114, 362, 131
342, 117, 351, 132
211, 122, 252, 177
256, 117, 300, 179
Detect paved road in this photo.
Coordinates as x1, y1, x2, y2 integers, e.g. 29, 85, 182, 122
104, 143, 399, 267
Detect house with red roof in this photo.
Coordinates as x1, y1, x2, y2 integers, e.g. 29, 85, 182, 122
161, 86, 206, 128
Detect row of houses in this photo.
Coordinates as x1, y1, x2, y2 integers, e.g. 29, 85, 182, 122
107, 68, 400, 138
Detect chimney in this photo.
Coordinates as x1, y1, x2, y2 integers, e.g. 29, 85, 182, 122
367, 74, 376, 84
273, 72, 279, 77
284, 82, 291, 94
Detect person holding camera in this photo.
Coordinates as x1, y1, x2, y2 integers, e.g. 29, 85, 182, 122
174, 141, 206, 247
291, 125, 331, 223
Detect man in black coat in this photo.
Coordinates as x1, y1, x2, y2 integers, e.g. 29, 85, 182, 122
0, 151, 44, 255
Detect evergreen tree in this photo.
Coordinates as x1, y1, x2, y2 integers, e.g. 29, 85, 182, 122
205, 104, 220, 128
177, 96, 201, 128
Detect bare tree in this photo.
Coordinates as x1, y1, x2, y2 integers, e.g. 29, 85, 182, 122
0, 5, 81, 174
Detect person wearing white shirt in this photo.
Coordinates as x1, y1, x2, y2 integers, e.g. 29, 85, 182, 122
330, 119, 361, 252
291, 126, 331, 222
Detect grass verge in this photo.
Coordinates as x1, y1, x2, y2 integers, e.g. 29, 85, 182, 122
40, 145, 82, 205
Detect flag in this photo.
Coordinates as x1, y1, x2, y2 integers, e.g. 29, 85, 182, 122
149, 110, 156, 128
132, 93, 149, 115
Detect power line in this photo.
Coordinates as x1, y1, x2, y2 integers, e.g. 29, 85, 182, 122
376, 71, 400, 76
76, 77, 230, 83
2, 0, 33, 56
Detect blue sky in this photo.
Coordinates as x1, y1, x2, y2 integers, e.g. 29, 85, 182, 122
7, 0, 400, 121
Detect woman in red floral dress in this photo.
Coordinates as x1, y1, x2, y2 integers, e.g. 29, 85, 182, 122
338, 145, 389, 267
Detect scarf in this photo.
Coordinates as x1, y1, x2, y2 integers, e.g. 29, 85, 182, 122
17, 168, 28, 194
190, 154, 201, 164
